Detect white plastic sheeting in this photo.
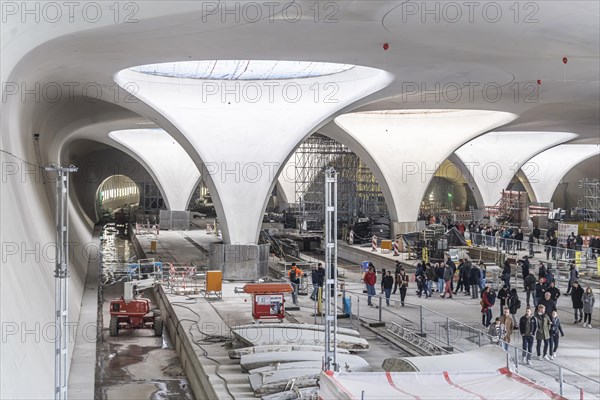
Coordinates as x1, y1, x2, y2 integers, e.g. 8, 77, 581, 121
319, 369, 567, 400
384, 344, 508, 372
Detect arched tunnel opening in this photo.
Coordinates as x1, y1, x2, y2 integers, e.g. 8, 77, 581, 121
95, 174, 140, 224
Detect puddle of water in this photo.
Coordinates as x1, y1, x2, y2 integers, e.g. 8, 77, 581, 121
96, 224, 195, 400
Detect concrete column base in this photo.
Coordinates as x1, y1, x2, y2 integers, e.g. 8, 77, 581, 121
208, 243, 270, 280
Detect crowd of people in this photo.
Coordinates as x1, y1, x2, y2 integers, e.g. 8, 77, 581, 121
355, 253, 596, 365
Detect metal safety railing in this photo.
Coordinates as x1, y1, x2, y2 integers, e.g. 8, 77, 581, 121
467, 232, 599, 268
339, 287, 600, 399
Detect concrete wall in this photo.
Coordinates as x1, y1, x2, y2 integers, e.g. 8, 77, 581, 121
208, 244, 270, 281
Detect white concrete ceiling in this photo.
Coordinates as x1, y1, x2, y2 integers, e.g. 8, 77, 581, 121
109, 129, 201, 211
522, 144, 600, 202
454, 131, 578, 206
334, 110, 516, 221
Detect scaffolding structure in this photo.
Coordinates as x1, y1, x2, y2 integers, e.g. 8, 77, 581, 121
579, 179, 600, 222
294, 134, 387, 230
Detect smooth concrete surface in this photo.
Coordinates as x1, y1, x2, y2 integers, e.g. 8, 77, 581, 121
109, 129, 201, 211
454, 131, 577, 206
333, 110, 517, 222
132, 227, 599, 398
3, 3, 599, 398
524, 144, 600, 202
68, 227, 101, 399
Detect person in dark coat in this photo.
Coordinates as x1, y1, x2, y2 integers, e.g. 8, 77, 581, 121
508, 288, 521, 326
539, 291, 556, 317
534, 277, 546, 307
382, 271, 394, 306
524, 273, 537, 307
502, 260, 512, 289
498, 284, 511, 316
519, 307, 537, 365
520, 256, 530, 285
481, 286, 494, 327
546, 280, 560, 307
469, 263, 481, 299
570, 281, 585, 323
392, 262, 403, 294
548, 310, 565, 359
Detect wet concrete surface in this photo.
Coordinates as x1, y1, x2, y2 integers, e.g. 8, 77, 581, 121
95, 224, 194, 400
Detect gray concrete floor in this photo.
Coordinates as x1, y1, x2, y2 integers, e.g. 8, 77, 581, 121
134, 226, 600, 399
94, 225, 194, 400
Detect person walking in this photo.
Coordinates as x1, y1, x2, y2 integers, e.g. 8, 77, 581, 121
535, 304, 551, 360
548, 310, 564, 359
524, 273, 537, 307
380, 268, 387, 294
539, 291, 557, 317
364, 264, 377, 306
571, 281, 584, 324
499, 306, 514, 351
519, 307, 537, 365
546, 280, 560, 308
480, 263, 487, 291
488, 317, 507, 348
435, 263, 444, 294
481, 286, 493, 327
508, 288, 521, 328
383, 270, 394, 306
424, 263, 434, 298
441, 262, 453, 299
501, 260, 512, 290
498, 284, 511, 316
470, 262, 481, 299
534, 277, 546, 308
397, 267, 409, 306
392, 262, 402, 294
288, 263, 303, 305
582, 287, 595, 328
310, 263, 325, 301
566, 263, 579, 295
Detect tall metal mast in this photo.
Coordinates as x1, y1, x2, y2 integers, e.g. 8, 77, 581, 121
45, 164, 78, 400
324, 167, 338, 371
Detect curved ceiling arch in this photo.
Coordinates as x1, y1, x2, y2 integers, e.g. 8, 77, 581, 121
334, 109, 517, 222
115, 63, 394, 244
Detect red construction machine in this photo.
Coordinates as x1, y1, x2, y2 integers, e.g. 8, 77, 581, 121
109, 278, 163, 337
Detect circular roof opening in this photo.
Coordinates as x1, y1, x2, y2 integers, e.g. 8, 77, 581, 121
129, 60, 355, 80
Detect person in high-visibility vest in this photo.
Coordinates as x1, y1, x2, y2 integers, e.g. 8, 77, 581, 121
288, 263, 304, 305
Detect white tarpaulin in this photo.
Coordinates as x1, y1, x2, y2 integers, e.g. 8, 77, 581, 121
383, 345, 508, 372
319, 369, 568, 400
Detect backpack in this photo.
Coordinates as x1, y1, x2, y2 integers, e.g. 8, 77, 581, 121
516, 299, 522, 309
289, 268, 297, 282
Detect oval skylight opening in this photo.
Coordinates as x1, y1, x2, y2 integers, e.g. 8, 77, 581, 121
129, 60, 355, 80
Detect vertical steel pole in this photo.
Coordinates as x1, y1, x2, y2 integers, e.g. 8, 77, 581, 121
324, 168, 338, 372
559, 366, 564, 396
46, 165, 77, 400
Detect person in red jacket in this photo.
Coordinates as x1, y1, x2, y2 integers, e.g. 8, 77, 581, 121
364, 263, 377, 306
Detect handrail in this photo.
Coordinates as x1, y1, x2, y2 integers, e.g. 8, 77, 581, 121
340, 286, 600, 396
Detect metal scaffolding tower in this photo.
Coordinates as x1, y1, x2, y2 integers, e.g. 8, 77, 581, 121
45, 164, 78, 400
323, 167, 339, 372
294, 134, 387, 230
580, 179, 600, 222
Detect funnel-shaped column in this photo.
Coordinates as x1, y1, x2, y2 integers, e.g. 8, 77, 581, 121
334, 110, 516, 223
454, 131, 577, 206
109, 129, 201, 211
523, 144, 600, 202
117, 63, 392, 243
